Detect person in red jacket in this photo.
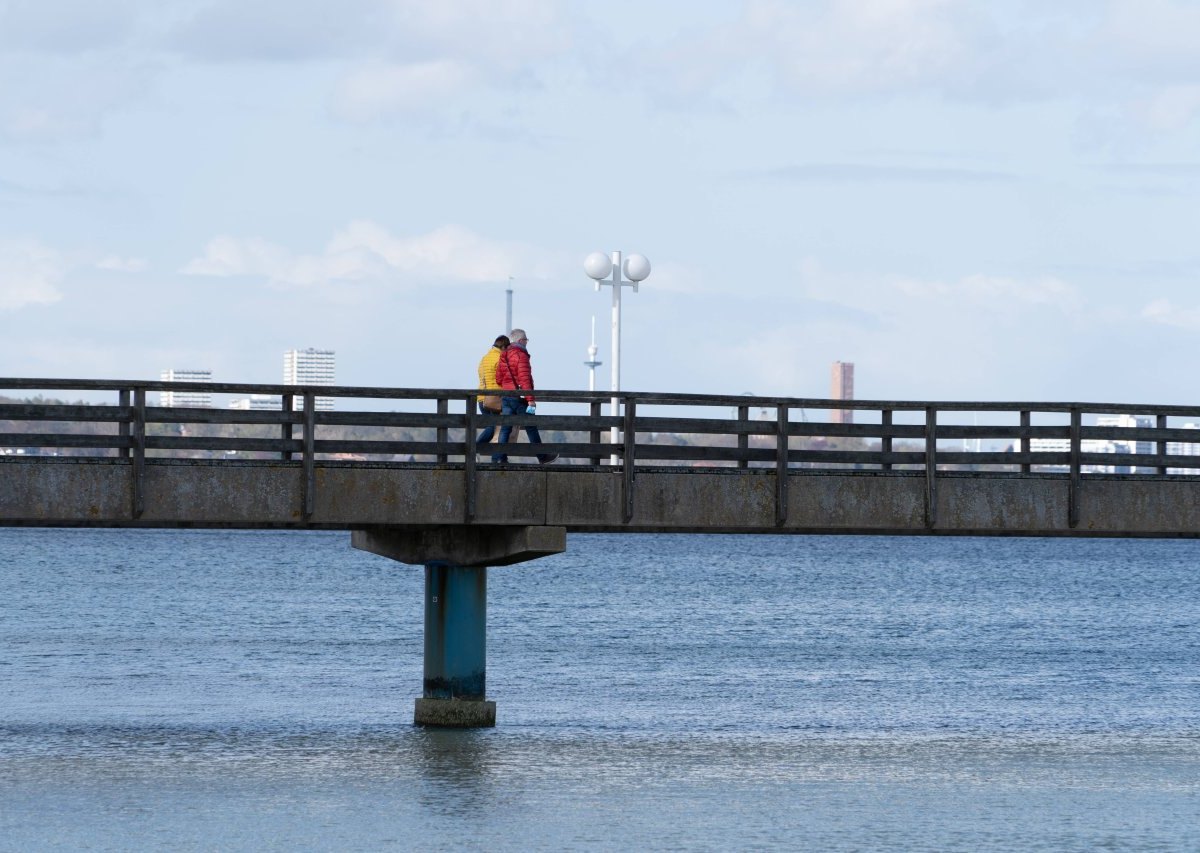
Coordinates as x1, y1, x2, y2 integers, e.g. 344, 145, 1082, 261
494, 328, 557, 464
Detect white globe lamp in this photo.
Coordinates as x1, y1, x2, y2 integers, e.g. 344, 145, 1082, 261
584, 252, 613, 282
623, 254, 651, 283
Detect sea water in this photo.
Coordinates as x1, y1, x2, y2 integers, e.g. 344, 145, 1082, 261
1, 529, 1197, 850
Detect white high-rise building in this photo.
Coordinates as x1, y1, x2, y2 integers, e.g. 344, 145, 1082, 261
228, 394, 282, 411
283, 348, 336, 411
1168, 423, 1200, 475
1028, 414, 1154, 473
159, 369, 212, 408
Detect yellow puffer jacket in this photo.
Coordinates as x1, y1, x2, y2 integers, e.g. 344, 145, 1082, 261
477, 346, 504, 401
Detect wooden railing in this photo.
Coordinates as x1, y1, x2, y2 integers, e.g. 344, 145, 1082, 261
5, 379, 1200, 479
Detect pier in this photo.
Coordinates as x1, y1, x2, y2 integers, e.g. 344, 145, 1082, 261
5, 377, 1200, 725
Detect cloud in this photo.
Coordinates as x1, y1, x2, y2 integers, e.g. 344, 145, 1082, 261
167, 0, 572, 67
0, 0, 141, 53
1142, 297, 1200, 331
326, 1, 573, 121
96, 255, 149, 273
640, 0, 1000, 104
797, 259, 1085, 321
167, 0, 380, 62
0, 239, 64, 311
0, 55, 153, 141
633, 0, 1200, 140
1102, 0, 1200, 81
744, 0, 977, 96
891, 273, 1083, 313
1137, 84, 1200, 132
758, 162, 1017, 184
331, 60, 477, 121
182, 221, 559, 288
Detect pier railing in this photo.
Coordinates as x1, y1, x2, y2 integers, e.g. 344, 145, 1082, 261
5, 379, 1200, 480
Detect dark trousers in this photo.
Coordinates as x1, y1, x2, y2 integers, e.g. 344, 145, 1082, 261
475, 402, 500, 447
493, 396, 542, 462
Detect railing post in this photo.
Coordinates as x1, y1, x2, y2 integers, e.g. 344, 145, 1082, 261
924, 406, 937, 529
776, 404, 788, 526
623, 398, 636, 522
131, 388, 145, 518
464, 394, 476, 522
118, 389, 131, 459
437, 397, 449, 464
1157, 413, 1168, 476
738, 404, 750, 470
589, 401, 602, 467
302, 392, 316, 521
280, 392, 294, 460
880, 409, 892, 471
1020, 410, 1031, 473
1069, 407, 1081, 528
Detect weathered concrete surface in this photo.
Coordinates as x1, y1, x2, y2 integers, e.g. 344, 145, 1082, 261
414, 697, 496, 727
352, 525, 566, 567
5, 457, 1200, 536
0, 459, 131, 521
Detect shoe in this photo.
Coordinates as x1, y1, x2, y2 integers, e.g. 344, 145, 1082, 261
491, 456, 507, 464
538, 454, 559, 465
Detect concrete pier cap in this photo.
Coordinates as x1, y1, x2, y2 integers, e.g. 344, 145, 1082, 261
351, 525, 566, 568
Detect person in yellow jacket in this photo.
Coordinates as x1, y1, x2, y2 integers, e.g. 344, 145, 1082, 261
475, 334, 509, 448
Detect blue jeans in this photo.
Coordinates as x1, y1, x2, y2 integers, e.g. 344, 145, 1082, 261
493, 396, 542, 462
475, 402, 500, 447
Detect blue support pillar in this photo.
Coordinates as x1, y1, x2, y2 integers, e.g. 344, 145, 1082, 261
414, 562, 496, 727
350, 526, 566, 728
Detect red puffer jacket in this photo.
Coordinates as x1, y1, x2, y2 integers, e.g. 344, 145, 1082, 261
496, 343, 536, 404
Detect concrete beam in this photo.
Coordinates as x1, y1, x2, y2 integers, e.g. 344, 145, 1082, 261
351, 525, 566, 567
10, 457, 1200, 537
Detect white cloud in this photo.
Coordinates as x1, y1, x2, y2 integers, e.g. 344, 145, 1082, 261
798, 261, 1084, 321
0, 0, 141, 53
635, 261, 709, 295
326, 1, 573, 121
642, 0, 995, 103
636, 0, 1200, 136
331, 60, 476, 121
891, 273, 1083, 313
0, 55, 152, 141
182, 221, 559, 288
724, 324, 809, 392
1141, 297, 1200, 331
1103, 0, 1200, 78
1138, 84, 1200, 132
0, 239, 64, 311
751, 0, 974, 96
386, 0, 572, 67
166, 0, 572, 65
96, 254, 148, 272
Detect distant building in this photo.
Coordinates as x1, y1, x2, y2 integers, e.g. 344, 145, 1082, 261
1028, 414, 1157, 473
1168, 423, 1200, 475
283, 348, 335, 411
831, 361, 854, 424
159, 369, 212, 408
228, 395, 282, 411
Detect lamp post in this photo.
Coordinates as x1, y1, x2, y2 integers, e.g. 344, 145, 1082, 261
584, 250, 651, 457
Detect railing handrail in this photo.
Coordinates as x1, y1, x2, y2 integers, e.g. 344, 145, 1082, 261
6, 376, 1200, 417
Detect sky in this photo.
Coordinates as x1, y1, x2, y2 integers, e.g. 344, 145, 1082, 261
2, 0, 1200, 406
